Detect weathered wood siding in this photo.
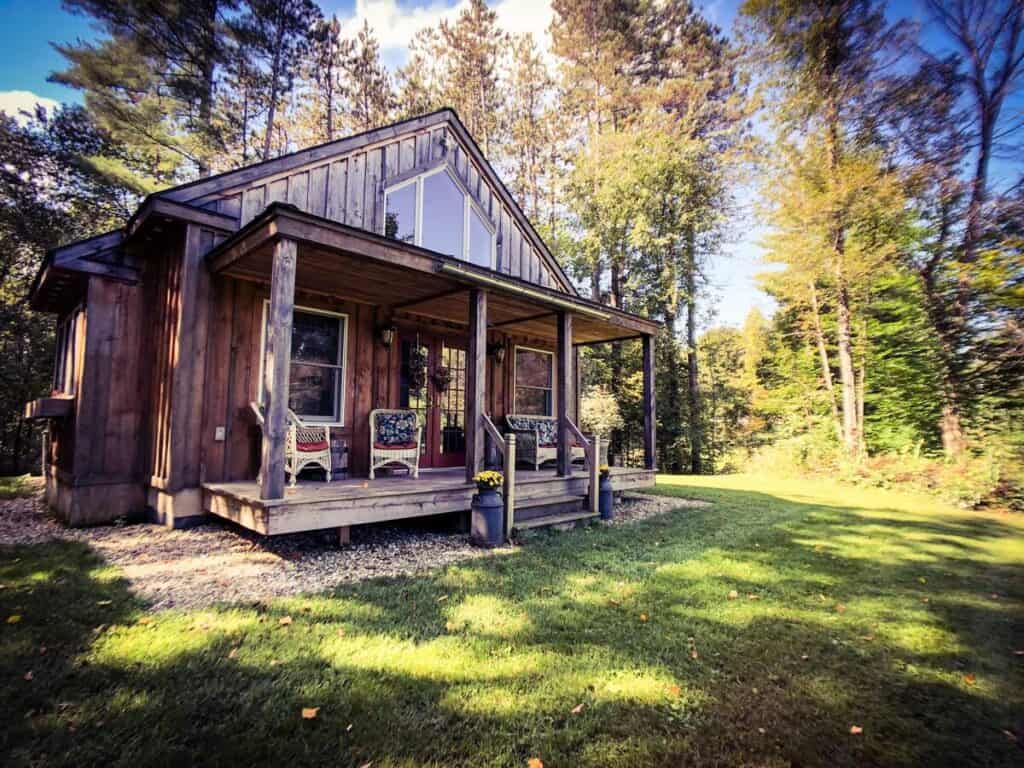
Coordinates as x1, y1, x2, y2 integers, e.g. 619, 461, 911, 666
199, 278, 557, 484
187, 125, 564, 291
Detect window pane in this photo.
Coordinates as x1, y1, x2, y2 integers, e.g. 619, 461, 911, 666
515, 387, 552, 416
515, 349, 553, 388
291, 311, 341, 365
289, 363, 338, 419
421, 170, 464, 257
468, 206, 493, 267
385, 184, 416, 243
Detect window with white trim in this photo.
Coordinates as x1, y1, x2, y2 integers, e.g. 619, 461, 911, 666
53, 307, 81, 395
513, 346, 554, 416
261, 304, 348, 423
384, 166, 495, 268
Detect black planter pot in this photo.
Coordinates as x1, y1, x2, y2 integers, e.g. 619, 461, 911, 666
471, 487, 504, 546
599, 475, 614, 520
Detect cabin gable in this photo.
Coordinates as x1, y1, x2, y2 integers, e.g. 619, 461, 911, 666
158, 110, 572, 293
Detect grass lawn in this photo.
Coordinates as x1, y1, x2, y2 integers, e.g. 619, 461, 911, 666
0, 475, 42, 500
1, 475, 1022, 767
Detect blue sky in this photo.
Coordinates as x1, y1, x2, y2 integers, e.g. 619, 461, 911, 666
1, 0, 1017, 329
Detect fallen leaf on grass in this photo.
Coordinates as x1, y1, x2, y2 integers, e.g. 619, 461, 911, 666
727, 590, 739, 600
227, 648, 239, 660
96, 600, 112, 606
337, 628, 346, 638
7, 615, 22, 624
137, 617, 152, 626
747, 594, 760, 600
346, 723, 353, 732
691, 649, 699, 660
667, 684, 682, 698
963, 674, 976, 686
918, 577, 927, 584
801, 654, 810, 661
639, 613, 648, 622
279, 616, 293, 626
527, 759, 544, 768
608, 599, 621, 607
1002, 730, 1018, 743
757, 727, 765, 734
358, 762, 373, 768
850, 725, 863, 735
570, 703, 585, 715
861, 634, 875, 642
301, 707, 319, 719
23, 670, 33, 681
835, 604, 846, 614
1013, 649, 1024, 656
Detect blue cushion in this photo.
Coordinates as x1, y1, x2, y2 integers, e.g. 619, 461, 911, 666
376, 411, 418, 446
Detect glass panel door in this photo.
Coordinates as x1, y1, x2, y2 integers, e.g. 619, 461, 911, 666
397, 333, 468, 469
435, 342, 466, 467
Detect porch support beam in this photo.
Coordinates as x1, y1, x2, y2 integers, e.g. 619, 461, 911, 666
465, 288, 487, 482
260, 237, 298, 500
642, 333, 657, 470
556, 311, 574, 476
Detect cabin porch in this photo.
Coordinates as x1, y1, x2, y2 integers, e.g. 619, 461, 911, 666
203, 466, 656, 536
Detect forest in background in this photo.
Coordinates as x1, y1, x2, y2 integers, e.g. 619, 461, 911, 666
0, 0, 1021, 509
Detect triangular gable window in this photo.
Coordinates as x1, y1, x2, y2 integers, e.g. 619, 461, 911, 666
384, 166, 495, 269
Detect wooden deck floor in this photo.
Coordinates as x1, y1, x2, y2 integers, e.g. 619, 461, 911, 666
203, 466, 655, 535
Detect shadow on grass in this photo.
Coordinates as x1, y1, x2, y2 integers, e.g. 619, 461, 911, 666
1, 481, 1022, 767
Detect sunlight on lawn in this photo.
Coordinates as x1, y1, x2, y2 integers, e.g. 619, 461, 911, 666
2, 473, 1021, 767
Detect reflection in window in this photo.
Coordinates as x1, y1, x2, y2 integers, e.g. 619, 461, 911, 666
384, 183, 416, 243
383, 167, 495, 268
514, 347, 554, 416
468, 206, 492, 267
263, 307, 346, 422
421, 170, 464, 258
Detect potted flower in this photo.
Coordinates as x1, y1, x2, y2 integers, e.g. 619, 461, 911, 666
470, 470, 504, 547
598, 464, 614, 520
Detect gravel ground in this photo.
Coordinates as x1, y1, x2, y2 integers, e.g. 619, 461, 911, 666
0, 488, 707, 611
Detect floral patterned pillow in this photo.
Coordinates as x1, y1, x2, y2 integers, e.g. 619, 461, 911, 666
376, 411, 418, 446
508, 415, 559, 447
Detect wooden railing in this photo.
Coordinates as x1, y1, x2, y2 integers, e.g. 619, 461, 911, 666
482, 414, 516, 541
566, 419, 601, 516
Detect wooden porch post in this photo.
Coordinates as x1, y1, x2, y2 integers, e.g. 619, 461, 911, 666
556, 311, 574, 476
642, 333, 656, 470
465, 288, 487, 482
259, 238, 297, 500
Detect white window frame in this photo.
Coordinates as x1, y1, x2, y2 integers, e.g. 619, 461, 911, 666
258, 301, 349, 425
384, 165, 497, 269
512, 345, 556, 417
53, 305, 82, 395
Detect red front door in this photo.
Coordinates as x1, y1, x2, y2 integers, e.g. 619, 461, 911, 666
398, 332, 467, 469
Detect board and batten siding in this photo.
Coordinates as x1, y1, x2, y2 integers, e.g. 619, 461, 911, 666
190, 125, 560, 291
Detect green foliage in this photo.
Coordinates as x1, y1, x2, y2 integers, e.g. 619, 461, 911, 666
578, 385, 624, 438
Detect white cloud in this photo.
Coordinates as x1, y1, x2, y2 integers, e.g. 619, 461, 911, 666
330, 0, 554, 61
0, 90, 59, 123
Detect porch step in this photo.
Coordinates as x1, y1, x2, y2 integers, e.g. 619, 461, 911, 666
514, 493, 587, 522
514, 509, 599, 531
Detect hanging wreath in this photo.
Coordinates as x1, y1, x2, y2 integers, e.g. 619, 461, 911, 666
432, 365, 453, 393
407, 345, 428, 396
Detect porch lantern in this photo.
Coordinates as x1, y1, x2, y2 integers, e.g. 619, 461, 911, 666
378, 325, 397, 348
488, 343, 506, 365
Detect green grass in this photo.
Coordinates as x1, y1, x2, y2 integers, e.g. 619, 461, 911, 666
1, 475, 1022, 767
0, 475, 42, 500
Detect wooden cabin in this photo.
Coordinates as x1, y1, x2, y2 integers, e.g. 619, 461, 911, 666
25, 109, 658, 536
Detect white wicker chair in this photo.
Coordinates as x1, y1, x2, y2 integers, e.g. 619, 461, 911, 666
370, 408, 422, 479
250, 402, 332, 486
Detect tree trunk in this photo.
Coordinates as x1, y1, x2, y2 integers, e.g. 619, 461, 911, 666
809, 282, 842, 443
835, 268, 859, 456
263, 10, 287, 160
685, 229, 702, 474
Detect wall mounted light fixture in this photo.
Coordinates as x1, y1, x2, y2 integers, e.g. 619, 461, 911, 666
378, 325, 397, 348
488, 343, 506, 365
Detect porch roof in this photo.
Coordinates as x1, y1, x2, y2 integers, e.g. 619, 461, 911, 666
205, 202, 660, 345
